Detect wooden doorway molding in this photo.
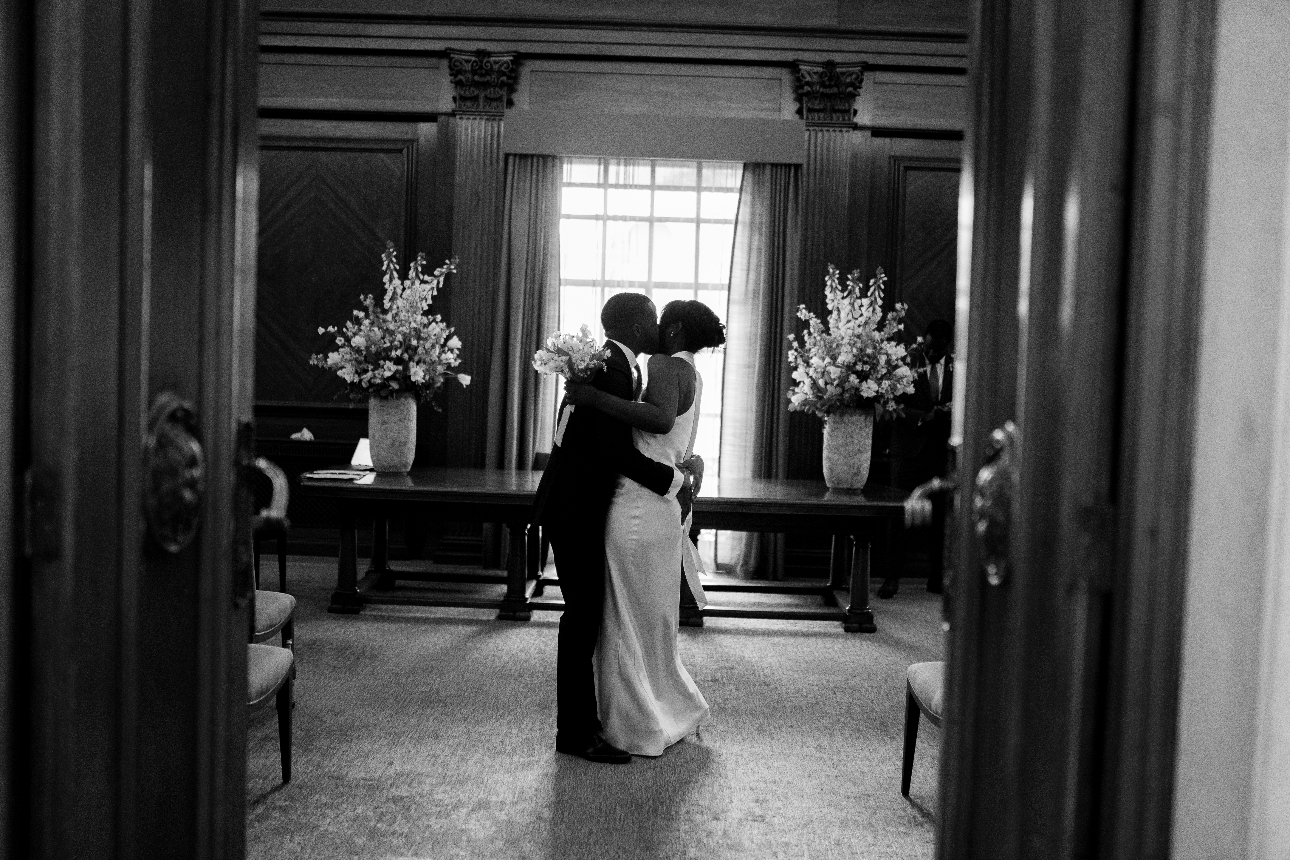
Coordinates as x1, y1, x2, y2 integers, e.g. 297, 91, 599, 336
14, 0, 260, 857
939, 0, 1216, 857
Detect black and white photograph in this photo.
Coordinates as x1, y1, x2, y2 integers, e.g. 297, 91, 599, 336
2, 0, 1289, 857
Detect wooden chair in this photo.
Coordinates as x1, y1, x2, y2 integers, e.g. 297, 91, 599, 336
252, 458, 295, 655
252, 457, 291, 593
248, 457, 295, 784
248, 641, 294, 784
902, 660, 945, 797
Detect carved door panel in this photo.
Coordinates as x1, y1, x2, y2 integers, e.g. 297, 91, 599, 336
855, 134, 961, 337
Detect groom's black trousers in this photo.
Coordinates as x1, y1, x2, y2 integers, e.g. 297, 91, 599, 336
545, 513, 610, 741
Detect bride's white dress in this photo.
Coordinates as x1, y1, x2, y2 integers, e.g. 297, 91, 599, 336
596, 351, 710, 756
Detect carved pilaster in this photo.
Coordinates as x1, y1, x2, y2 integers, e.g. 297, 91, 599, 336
447, 50, 519, 116
445, 115, 506, 471
792, 61, 866, 128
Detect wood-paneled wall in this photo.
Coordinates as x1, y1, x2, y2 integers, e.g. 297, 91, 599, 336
254, 6, 966, 569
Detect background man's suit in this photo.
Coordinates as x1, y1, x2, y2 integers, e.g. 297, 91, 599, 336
889, 346, 953, 593
531, 341, 678, 743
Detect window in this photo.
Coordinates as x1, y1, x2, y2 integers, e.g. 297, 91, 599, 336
557, 157, 742, 482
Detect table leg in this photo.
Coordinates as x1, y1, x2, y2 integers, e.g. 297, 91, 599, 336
828, 534, 850, 591
498, 521, 533, 621
369, 515, 397, 590
527, 523, 546, 596
844, 532, 877, 633
328, 502, 363, 614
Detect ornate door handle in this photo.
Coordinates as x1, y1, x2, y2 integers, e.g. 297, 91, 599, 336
144, 393, 205, 554
973, 421, 1017, 586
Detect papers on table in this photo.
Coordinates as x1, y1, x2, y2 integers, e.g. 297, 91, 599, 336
300, 438, 375, 481
301, 469, 370, 481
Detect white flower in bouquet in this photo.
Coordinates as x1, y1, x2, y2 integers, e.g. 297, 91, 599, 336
532, 325, 611, 382
310, 242, 470, 407
787, 265, 916, 419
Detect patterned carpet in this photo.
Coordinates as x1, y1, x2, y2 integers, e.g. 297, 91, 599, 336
247, 557, 944, 860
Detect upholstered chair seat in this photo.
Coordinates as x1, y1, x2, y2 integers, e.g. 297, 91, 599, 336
254, 589, 296, 649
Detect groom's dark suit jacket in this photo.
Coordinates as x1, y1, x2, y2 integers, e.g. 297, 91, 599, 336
532, 340, 676, 525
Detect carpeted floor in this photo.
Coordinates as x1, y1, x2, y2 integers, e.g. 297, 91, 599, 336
247, 557, 944, 860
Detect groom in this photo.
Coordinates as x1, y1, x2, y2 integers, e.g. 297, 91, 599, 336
532, 293, 684, 764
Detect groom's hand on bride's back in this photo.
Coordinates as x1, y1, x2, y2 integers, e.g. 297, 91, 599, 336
678, 475, 694, 522
564, 380, 599, 405
680, 454, 704, 496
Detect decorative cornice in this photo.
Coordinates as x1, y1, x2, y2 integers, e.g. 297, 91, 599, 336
792, 60, 866, 128
447, 49, 519, 116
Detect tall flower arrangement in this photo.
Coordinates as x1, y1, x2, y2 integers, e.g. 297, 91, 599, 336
311, 242, 470, 406
787, 265, 915, 418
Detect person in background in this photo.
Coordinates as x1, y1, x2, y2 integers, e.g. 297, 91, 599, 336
883, 318, 953, 598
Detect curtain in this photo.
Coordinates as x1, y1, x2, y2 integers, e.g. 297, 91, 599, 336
718, 163, 801, 578
485, 154, 562, 473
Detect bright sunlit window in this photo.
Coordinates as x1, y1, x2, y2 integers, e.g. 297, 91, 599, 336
557, 157, 742, 482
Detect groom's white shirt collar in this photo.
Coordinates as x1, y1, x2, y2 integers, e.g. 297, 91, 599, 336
606, 338, 638, 371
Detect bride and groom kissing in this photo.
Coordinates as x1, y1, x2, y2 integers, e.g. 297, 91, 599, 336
531, 293, 727, 764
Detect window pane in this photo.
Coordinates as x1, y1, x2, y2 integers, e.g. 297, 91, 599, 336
654, 190, 697, 218
698, 223, 735, 284
606, 188, 651, 216
695, 350, 724, 396
560, 285, 601, 335
692, 420, 720, 470
554, 157, 739, 477
653, 288, 696, 318
651, 222, 696, 283
702, 162, 742, 189
562, 186, 604, 216
655, 161, 698, 187
560, 219, 602, 280
604, 221, 651, 281
607, 159, 651, 185
564, 159, 601, 184
700, 190, 739, 220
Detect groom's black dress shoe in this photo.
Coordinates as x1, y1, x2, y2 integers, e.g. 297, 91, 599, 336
555, 732, 631, 764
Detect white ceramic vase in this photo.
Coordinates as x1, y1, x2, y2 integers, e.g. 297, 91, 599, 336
822, 406, 874, 489
368, 394, 417, 473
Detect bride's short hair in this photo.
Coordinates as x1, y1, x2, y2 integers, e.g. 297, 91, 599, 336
661, 300, 726, 352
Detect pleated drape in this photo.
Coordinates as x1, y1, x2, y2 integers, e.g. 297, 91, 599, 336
718, 163, 801, 578
485, 154, 562, 472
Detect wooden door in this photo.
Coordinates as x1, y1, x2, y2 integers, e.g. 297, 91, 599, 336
17, 0, 260, 857
939, 0, 1213, 856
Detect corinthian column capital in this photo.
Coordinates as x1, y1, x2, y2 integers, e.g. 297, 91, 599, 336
792, 60, 866, 128
447, 49, 520, 117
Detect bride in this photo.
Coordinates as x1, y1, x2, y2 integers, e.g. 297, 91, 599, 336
564, 299, 727, 756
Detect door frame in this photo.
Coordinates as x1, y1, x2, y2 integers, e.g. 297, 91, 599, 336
18, 1, 260, 857
940, 0, 1218, 856
0, 0, 31, 854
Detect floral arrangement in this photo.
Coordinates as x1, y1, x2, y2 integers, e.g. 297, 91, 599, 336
311, 242, 470, 405
532, 325, 611, 382
787, 265, 916, 419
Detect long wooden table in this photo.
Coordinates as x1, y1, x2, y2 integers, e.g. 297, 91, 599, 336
296, 467, 907, 632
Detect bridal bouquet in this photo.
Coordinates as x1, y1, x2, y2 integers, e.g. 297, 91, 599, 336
787, 265, 915, 418
311, 242, 470, 405
532, 325, 611, 382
